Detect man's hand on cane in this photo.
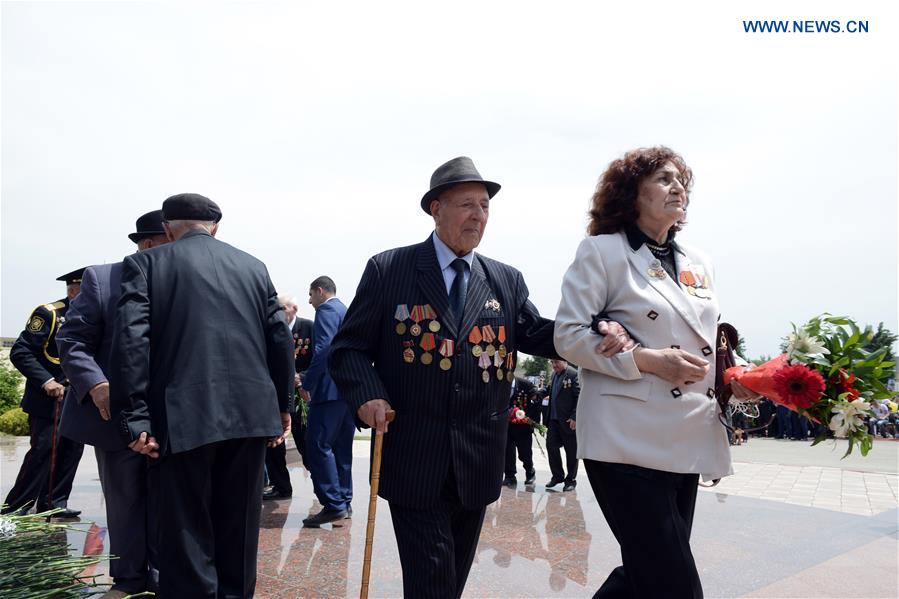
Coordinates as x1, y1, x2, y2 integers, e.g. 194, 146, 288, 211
358, 399, 392, 433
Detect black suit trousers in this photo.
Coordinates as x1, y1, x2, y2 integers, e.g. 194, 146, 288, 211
389, 471, 487, 599
263, 412, 307, 494
2, 414, 84, 513
95, 446, 159, 593
504, 425, 534, 476
584, 459, 702, 599
156, 437, 266, 599
547, 420, 578, 483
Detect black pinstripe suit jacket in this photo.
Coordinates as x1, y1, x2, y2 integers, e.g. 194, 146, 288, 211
329, 235, 556, 509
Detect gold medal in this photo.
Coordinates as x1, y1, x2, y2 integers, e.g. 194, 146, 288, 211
496, 368, 504, 380
429, 320, 441, 332
485, 344, 496, 357
482, 370, 490, 383
421, 352, 433, 365
498, 345, 507, 359
403, 348, 415, 363
472, 345, 483, 357
410, 323, 422, 336
440, 358, 452, 371
507, 371, 514, 382
396, 322, 407, 335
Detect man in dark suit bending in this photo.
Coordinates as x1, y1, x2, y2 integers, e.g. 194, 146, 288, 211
110, 193, 294, 598
329, 157, 631, 598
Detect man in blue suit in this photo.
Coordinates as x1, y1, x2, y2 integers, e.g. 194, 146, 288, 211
57, 209, 168, 597
302, 275, 352, 527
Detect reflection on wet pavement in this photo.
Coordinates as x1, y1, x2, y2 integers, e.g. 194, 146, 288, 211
3, 435, 896, 598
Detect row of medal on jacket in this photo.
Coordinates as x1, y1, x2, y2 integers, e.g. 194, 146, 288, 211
395, 305, 513, 381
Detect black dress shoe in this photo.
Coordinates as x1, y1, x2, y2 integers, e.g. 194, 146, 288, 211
545, 478, 563, 489
562, 482, 577, 492
502, 475, 517, 487
262, 488, 292, 500
50, 507, 82, 519
524, 470, 536, 485
303, 507, 348, 528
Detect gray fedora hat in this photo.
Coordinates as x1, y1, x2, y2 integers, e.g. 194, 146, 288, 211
420, 156, 501, 214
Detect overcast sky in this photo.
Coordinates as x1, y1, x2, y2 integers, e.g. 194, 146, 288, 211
2, 1, 897, 361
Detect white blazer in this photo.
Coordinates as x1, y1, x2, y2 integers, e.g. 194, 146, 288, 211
554, 231, 732, 481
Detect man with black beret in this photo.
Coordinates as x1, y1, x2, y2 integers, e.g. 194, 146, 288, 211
110, 193, 294, 598
57, 209, 168, 597
2, 267, 86, 518
329, 157, 632, 598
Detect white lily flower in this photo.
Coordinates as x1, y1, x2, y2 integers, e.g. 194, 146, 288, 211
828, 399, 871, 438
786, 327, 830, 363
515, 409, 526, 420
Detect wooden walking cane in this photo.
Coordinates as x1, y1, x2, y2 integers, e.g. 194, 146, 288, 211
360, 409, 395, 599
45, 395, 63, 519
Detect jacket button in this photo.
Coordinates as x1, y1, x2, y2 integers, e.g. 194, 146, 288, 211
670, 388, 682, 398
453, 383, 461, 393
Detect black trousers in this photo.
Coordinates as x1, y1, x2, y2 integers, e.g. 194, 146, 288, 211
157, 437, 266, 599
263, 411, 306, 494
2, 413, 84, 513
504, 425, 534, 476
389, 472, 487, 599
547, 419, 578, 483
95, 446, 159, 593
584, 459, 702, 599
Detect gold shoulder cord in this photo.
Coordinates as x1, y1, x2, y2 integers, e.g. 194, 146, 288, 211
41, 305, 60, 364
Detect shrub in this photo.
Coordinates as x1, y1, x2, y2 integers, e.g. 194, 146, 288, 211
0, 360, 23, 414
0, 408, 29, 436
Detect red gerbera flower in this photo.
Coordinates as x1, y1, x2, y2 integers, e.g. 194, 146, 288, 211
771, 364, 826, 410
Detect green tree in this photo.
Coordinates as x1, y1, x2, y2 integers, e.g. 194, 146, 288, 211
520, 355, 551, 379
735, 335, 749, 361
863, 323, 897, 378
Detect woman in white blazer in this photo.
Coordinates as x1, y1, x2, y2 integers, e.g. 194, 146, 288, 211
555, 147, 737, 598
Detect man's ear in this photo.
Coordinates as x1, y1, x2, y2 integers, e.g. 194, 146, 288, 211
209, 223, 219, 237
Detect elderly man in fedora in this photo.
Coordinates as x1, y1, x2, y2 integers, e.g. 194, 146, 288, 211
329, 157, 632, 598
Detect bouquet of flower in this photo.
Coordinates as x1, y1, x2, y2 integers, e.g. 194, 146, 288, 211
0, 508, 110, 598
508, 406, 547, 436
295, 387, 309, 427
725, 314, 894, 457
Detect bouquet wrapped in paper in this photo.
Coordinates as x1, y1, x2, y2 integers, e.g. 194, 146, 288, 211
725, 315, 894, 456
508, 406, 547, 436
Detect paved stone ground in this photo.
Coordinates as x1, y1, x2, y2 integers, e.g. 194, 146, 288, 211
2, 434, 896, 598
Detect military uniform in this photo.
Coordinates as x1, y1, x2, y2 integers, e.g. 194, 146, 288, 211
3, 278, 86, 515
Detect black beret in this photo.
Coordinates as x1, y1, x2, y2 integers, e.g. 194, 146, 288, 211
162, 193, 222, 223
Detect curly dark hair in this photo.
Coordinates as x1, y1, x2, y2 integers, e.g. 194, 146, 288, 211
587, 146, 693, 236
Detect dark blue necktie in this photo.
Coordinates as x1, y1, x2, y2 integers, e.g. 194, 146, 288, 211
449, 258, 469, 329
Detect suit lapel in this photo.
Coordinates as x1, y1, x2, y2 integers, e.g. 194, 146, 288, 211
459, 256, 492, 341
415, 237, 454, 337
626, 241, 705, 340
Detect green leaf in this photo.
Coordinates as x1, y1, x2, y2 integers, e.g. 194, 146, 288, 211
825, 316, 850, 325
842, 440, 853, 459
